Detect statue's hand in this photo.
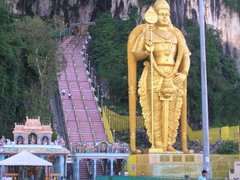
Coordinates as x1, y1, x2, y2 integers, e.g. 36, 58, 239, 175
173, 73, 187, 84
145, 40, 154, 54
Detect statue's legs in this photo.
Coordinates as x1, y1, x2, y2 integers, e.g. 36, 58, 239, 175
139, 68, 184, 152
166, 86, 184, 152
153, 94, 163, 149
154, 75, 184, 152
152, 76, 164, 150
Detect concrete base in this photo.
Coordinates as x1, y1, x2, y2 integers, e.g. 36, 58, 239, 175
128, 153, 203, 178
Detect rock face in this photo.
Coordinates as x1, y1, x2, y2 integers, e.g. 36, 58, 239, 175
6, 0, 240, 69
185, 0, 240, 70
110, 0, 138, 20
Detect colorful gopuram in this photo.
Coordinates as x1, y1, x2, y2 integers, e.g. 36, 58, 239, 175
0, 117, 70, 179
13, 116, 53, 145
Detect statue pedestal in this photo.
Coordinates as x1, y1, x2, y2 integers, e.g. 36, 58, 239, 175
128, 153, 203, 178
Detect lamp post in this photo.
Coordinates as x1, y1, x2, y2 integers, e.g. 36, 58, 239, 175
97, 85, 100, 99
86, 53, 88, 62
113, 130, 116, 142
101, 95, 104, 107
108, 116, 111, 125
199, 0, 211, 176
88, 59, 90, 72
94, 76, 97, 89
91, 67, 94, 81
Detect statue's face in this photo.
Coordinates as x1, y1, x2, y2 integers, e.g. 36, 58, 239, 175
157, 9, 170, 27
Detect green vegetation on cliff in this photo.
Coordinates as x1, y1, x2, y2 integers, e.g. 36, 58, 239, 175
223, 0, 240, 14
14, 16, 65, 120
0, 2, 24, 136
185, 19, 240, 127
139, 0, 155, 6
89, 13, 136, 110
0, 2, 64, 137
89, 13, 240, 128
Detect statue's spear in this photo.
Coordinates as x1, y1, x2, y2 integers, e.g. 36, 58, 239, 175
144, 7, 159, 152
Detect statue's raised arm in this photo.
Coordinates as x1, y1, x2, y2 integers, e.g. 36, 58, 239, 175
128, 0, 191, 153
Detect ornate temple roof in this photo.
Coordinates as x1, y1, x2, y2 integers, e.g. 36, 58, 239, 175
13, 116, 52, 133
0, 116, 70, 155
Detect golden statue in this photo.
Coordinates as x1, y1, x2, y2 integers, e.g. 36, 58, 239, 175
128, 0, 191, 153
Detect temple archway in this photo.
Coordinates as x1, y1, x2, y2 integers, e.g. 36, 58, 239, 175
42, 136, 49, 145
16, 136, 24, 144
28, 133, 37, 144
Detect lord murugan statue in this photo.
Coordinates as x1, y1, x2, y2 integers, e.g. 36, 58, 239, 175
128, 0, 191, 153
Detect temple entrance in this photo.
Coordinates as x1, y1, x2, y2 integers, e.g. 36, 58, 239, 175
42, 136, 49, 145
28, 133, 37, 144
16, 136, 24, 144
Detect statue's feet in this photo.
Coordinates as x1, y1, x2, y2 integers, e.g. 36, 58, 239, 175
183, 149, 194, 154
167, 146, 177, 152
131, 148, 142, 154
155, 141, 163, 148
136, 149, 142, 154
149, 147, 164, 153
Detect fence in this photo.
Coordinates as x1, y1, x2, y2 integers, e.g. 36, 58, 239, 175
97, 176, 188, 180
96, 176, 224, 180
102, 107, 240, 143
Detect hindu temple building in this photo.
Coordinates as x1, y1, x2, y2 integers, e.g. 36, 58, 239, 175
0, 34, 131, 180
0, 114, 130, 180
13, 116, 53, 145
0, 117, 70, 179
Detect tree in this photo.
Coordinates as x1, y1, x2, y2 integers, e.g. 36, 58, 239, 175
216, 140, 239, 154
0, 1, 66, 137
13, 16, 65, 122
0, 1, 24, 137
223, 0, 240, 14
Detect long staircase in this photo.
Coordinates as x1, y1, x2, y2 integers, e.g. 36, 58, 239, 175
96, 160, 104, 176
58, 35, 107, 179
80, 160, 89, 179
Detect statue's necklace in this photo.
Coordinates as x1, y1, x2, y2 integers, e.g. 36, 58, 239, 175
154, 29, 173, 40
154, 30, 174, 57
156, 34, 174, 57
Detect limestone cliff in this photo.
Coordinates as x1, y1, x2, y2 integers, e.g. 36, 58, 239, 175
6, 0, 240, 69
185, 0, 240, 70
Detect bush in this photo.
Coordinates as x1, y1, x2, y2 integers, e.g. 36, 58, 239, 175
216, 140, 239, 154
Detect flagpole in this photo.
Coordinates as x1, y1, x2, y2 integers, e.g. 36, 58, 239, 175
199, 0, 211, 177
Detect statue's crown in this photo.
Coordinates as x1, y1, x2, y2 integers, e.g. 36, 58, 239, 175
154, 0, 170, 11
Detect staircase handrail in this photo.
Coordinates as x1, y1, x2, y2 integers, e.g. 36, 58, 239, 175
54, 88, 71, 149
81, 35, 106, 141
102, 108, 114, 143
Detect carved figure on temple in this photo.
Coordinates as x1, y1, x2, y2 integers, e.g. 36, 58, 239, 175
0, 135, 6, 145
17, 136, 24, 144
128, 0, 191, 153
42, 136, 49, 145
30, 137, 36, 144
29, 134, 37, 144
